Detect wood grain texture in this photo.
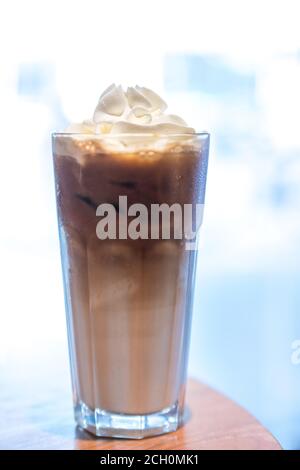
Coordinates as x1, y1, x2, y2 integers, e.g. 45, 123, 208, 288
0, 362, 281, 450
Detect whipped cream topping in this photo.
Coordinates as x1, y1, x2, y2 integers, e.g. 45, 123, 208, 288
66, 84, 195, 135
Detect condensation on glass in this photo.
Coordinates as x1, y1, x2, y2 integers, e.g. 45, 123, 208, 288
52, 133, 209, 438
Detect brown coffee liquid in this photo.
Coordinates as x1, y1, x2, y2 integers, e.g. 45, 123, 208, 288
54, 142, 204, 414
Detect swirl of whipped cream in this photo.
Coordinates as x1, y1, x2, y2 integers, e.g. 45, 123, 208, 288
66, 84, 195, 135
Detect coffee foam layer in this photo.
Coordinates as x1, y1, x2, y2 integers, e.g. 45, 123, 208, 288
53, 133, 202, 162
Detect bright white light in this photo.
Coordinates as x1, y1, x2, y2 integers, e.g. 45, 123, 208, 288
257, 58, 300, 150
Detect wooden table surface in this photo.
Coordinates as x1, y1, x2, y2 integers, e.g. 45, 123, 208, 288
0, 345, 281, 450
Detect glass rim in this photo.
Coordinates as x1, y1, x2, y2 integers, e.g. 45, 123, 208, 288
52, 131, 210, 138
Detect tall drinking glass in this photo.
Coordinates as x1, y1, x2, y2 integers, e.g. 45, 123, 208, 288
52, 133, 209, 438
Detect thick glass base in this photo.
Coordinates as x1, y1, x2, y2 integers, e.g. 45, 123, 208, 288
74, 401, 182, 439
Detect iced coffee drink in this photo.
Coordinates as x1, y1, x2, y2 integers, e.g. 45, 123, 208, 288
52, 84, 209, 438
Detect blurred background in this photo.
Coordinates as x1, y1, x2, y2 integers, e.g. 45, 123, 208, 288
0, 0, 300, 449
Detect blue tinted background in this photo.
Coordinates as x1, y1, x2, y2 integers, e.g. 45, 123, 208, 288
0, 0, 300, 449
